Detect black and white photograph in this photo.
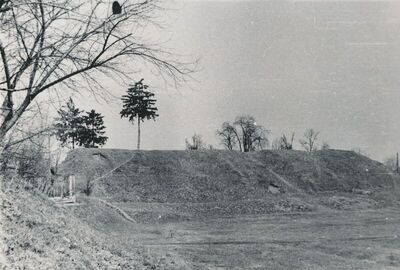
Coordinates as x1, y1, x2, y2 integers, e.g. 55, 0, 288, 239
1, 0, 400, 269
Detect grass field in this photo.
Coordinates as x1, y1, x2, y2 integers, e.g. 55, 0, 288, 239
4, 188, 400, 269
70, 197, 400, 270
56, 149, 400, 269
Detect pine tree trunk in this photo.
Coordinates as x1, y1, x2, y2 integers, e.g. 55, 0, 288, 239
137, 117, 141, 150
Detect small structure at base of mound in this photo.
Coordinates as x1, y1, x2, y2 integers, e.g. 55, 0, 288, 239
48, 175, 77, 205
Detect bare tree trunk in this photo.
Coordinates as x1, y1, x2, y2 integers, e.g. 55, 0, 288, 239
137, 117, 141, 150
232, 129, 242, 152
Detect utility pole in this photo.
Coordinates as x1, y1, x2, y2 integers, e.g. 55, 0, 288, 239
396, 152, 399, 173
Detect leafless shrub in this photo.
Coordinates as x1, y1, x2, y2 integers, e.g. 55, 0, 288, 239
185, 134, 205, 150
272, 132, 295, 150
216, 122, 238, 150
299, 128, 319, 152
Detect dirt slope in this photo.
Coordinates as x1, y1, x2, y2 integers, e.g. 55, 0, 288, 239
60, 149, 399, 203
1, 188, 186, 269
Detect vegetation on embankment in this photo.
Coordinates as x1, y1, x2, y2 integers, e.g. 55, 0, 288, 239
0, 188, 183, 269
60, 148, 399, 203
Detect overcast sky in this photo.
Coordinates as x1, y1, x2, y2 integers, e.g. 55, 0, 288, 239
74, 0, 400, 161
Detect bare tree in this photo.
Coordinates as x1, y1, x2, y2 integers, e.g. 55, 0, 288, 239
185, 133, 205, 150
0, 0, 193, 148
299, 128, 319, 152
216, 122, 239, 150
233, 115, 268, 152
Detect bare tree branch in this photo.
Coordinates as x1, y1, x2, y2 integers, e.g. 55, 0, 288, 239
3, 127, 54, 150
0, 0, 195, 142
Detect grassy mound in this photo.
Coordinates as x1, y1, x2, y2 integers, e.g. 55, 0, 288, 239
60, 149, 399, 203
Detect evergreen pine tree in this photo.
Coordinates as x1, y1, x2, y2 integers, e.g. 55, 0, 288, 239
54, 98, 83, 149
120, 79, 159, 150
80, 110, 108, 148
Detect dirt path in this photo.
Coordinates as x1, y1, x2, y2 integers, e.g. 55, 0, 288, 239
267, 168, 302, 193
247, 154, 302, 193
93, 154, 138, 182
97, 199, 135, 223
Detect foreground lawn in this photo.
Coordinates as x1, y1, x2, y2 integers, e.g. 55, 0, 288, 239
91, 205, 400, 270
